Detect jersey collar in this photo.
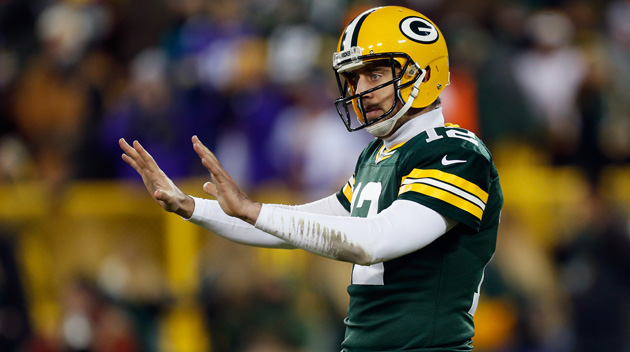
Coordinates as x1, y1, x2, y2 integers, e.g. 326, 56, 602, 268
381, 107, 445, 150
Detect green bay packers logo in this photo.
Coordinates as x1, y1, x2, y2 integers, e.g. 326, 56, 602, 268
399, 16, 439, 44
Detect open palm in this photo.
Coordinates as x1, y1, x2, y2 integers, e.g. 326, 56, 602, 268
191, 135, 261, 224
119, 138, 194, 218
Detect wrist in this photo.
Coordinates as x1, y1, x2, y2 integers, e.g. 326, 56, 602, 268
245, 202, 262, 225
176, 195, 195, 219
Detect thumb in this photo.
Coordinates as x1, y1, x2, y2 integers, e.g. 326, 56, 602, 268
154, 189, 170, 202
203, 182, 217, 197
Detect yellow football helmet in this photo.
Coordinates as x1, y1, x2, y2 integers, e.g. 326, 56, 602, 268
332, 6, 449, 135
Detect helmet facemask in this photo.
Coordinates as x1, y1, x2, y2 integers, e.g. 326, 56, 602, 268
333, 52, 424, 134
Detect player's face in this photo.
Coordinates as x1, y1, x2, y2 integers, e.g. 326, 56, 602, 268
346, 62, 401, 124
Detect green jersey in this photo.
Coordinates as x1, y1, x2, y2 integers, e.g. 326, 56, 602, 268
335, 123, 503, 351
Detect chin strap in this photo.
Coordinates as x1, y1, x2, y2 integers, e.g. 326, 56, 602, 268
366, 70, 426, 138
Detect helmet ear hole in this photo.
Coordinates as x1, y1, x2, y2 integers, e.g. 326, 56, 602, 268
422, 66, 431, 83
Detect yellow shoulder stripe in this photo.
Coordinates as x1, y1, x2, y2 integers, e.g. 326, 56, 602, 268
401, 169, 488, 203
399, 183, 484, 220
342, 176, 355, 202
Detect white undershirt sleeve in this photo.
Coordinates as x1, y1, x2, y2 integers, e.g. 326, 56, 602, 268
187, 194, 349, 248
270, 194, 350, 216
254, 199, 458, 265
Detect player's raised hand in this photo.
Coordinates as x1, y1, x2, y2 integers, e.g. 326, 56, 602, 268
119, 138, 194, 218
191, 135, 261, 224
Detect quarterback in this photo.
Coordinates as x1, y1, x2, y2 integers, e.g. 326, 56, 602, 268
120, 6, 503, 351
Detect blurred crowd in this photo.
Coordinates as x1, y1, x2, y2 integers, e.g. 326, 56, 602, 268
1, 0, 630, 351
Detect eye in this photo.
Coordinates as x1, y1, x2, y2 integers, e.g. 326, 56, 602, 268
370, 73, 381, 81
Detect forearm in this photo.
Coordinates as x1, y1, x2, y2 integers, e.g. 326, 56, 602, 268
188, 197, 294, 248
187, 195, 349, 249
271, 194, 350, 216
254, 200, 456, 265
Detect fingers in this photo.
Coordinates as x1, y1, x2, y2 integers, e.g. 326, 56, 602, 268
192, 135, 228, 180
119, 138, 166, 178
203, 182, 217, 197
120, 138, 142, 162
121, 153, 140, 170
133, 140, 160, 173
200, 158, 223, 181
192, 135, 221, 165
189, 136, 226, 200
120, 138, 143, 171
120, 138, 149, 170
119, 137, 133, 153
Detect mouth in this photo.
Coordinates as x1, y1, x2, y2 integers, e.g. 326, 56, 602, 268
364, 106, 381, 120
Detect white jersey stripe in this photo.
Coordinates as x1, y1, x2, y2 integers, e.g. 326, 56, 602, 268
402, 177, 486, 210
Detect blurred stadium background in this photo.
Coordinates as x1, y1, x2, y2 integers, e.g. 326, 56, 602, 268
1, 0, 630, 351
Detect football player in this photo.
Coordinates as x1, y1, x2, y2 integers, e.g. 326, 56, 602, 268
120, 6, 503, 351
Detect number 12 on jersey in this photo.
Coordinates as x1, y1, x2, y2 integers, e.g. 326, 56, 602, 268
350, 182, 385, 285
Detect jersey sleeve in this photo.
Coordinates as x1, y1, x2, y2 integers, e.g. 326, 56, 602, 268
335, 174, 355, 212
397, 136, 492, 231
